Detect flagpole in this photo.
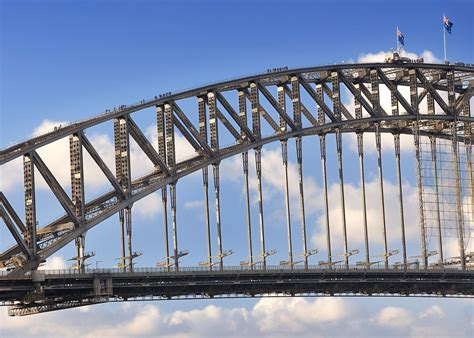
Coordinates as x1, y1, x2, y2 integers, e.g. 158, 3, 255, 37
396, 27, 399, 53
443, 14, 447, 63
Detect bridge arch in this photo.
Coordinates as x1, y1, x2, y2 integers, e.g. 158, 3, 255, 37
0, 62, 473, 314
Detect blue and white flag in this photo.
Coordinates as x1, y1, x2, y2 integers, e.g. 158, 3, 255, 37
444, 15, 453, 34
397, 27, 405, 46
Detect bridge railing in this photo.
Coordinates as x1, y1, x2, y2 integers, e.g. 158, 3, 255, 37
0, 263, 466, 279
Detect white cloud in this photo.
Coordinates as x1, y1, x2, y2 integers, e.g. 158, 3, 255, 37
252, 297, 348, 333
184, 200, 204, 209
85, 304, 161, 337
3, 297, 471, 337
0, 120, 198, 195
38, 255, 68, 270
373, 306, 413, 328
167, 304, 249, 336
419, 305, 444, 319
358, 49, 441, 64
346, 132, 414, 155
0, 157, 23, 192
145, 124, 196, 163
311, 178, 419, 256
220, 147, 323, 220
132, 192, 162, 220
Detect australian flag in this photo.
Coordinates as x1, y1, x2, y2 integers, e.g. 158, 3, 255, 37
397, 27, 405, 46
444, 15, 453, 34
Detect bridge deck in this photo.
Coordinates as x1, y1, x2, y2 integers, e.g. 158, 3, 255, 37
1, 266, 473, 316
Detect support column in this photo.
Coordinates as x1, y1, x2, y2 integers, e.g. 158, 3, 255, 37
161, 187, 170, 270
357, 134, 369, 267
355, 83, 369, 267
199, 97, 212, 270
427, 93, 444, 265
375, 124, 388, 269
165, 103, 179, 271
430, 138, 444, 264
118, 209, 126, 271
255, 148, 266, 269
70, 133, 86, 270
114, 116, 132, 271
392, 82, 407, 269
208, 92, 224, 270
125, 207, 132, 271
242, 151, 253, 268
239, 90, 253, 268
23, 153, 37, 258
451, 124, 465, 270
332, 72, 349, 268
278, 85, 293, 267
448, 70, 465, 270
463, 102, 473, 229
371, 70, 388, 268
411, 68, 428, 269
394, 134, 407, 269
414, 126, 428, 269
213, 164, 223, 270
170, 183, 179, 271
291, 77, 308, 268
317, 83, 331, 266
157, 105, 170, 270
250, 82, 266, 269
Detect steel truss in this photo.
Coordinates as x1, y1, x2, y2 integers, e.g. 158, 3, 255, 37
0, 62, 473, 314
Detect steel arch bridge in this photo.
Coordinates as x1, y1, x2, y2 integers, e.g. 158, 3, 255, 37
1, 60, 473, 316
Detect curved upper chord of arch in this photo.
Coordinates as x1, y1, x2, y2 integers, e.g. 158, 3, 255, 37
0, 62, 473, 282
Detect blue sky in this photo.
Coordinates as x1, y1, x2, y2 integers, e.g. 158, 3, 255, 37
1, 0, 473, 337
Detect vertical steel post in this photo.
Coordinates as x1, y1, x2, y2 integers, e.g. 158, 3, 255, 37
23, 153, 37, 258
250, 82, 266, 269
213, 164, 223, 270
371, 71, 388, 268
118, 209, 126, 271
375, 124, 388, 269
451, 124, 465, 270
239, 90, 253, 268
392, 82, 407, 269
463, 102, 473, 230
199, 97, 212, 270
332, 72, 349, 268
357, 134, 369, 267
202, 167, 212, 269
354, 83, 369, 267
170, 183, 179, 271
414, 126, 428, 269
427, 93, 444, 264
410, 68, 428, 269
448, 70, 466, 270
278, 85, 293, 267
165, 103, 179, 271
430, 138, 444, 264
157, 105, 170, 270
394, 134, 407, 269
255, 148, 266, 269
317, 83, 331, 266
291, 76, 308, 268
243, 151, 253, 268
161, 186, 170, 271
70, 133, 86, 270
125, 207, 132, 271
208, 92, 224, 270
114, 116, 132, 271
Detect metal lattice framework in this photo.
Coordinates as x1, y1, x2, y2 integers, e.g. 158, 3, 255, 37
0, 61, 473, 315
